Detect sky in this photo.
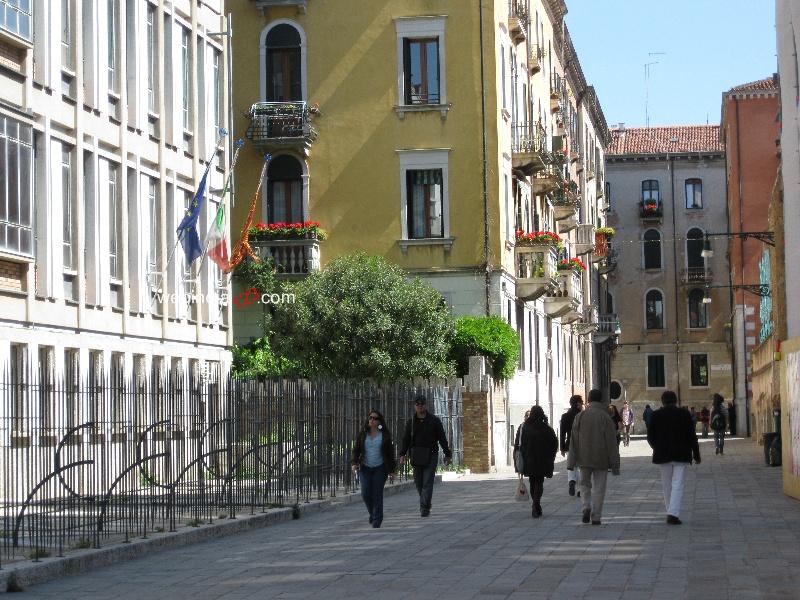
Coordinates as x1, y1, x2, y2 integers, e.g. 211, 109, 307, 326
564, 0, 776, 128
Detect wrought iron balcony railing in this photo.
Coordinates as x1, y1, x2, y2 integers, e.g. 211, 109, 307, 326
245, 101, 317, 150
511, 122, 547, 174
529, 44, 545, 74
680, 267, 713, 285
640, 198, 662, 219
508, 1, 529, 44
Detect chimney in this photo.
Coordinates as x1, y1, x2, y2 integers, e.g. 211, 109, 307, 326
618, 122, 626, 133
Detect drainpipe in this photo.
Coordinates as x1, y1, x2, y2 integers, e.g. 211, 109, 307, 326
734, 97, 750, 437
669, 153, 681, 403
723, 107, 737, 432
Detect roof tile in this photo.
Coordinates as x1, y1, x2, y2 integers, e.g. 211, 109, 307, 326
728, 77, 778, 93
607, 125, 723, 156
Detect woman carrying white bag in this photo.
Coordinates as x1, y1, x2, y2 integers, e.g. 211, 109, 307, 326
518, 406, 558, 518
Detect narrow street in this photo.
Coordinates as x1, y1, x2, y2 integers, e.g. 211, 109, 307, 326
18, 437, 800, 600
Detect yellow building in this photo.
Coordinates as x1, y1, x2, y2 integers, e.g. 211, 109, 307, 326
229, 0, 614, 462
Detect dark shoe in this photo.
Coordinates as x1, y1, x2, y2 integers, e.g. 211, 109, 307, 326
666, 515, 682, 525
420, 509, 430, 517
372, 521, 381, 528
582, 509, 591, 524
535, 504, 542, 517
577, 491, 580, 498
591, 520, 601, 525
568, 481, 576, 496
532, 504, 539, 518
719, 449, 723, 455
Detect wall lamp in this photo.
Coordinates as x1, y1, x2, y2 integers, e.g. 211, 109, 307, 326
701, 231, 775, 258
702, 283, 771, 304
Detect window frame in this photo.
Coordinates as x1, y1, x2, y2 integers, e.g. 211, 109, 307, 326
642, 228, 662, 270
642, 179, 660, 203
685, 178, 703, 210
397, 149, 451, 248
646, 354, 666, 389
259, 20, 308, 103
644, 288, 665, 330
690, 353, 709, 387
0, 116, 34, 258
395, 16, 447, 109
687, 288, 708, 329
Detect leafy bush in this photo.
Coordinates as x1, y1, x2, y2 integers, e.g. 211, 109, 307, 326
449, 316, 520, 380
272, 253, 455, 379
231, 337, 301, 379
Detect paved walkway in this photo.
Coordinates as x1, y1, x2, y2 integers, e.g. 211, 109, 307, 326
16, 437, 800, 599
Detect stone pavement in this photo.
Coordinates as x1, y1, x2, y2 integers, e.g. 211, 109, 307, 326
14, 437, 800, 600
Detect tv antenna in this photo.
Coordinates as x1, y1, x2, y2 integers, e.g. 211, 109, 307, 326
644, 52, 666, 128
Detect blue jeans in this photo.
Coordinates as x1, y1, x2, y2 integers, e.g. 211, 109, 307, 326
359, 464, 387, 524
412, 458, 437, 512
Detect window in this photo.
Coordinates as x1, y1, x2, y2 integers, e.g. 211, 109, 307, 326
685, 178, 702, 209
688, 288, 708, 328
265, 24, 302, 102
406, 169, 443, 238
642, 179, 659, 202
109, 165, 120, 280
148, 177, 160, 278
647, 355, 665, 388
38, 346, 55, 431
65, 348, 80, 428
643, 229, 661, 269
690, 354, 708, 386
645, 289, 664, 330
146, 4, 157, 112
266, 155, 303, 224
0, 0, 32, 41
107, 0, 119, 92
686, 227, 705, 279
62, 146, 75, 270
181, 27, 192, 129
61, 0, 74, 70
9, 343, 27, 432
404, 38, 440, 105
0, 116, 34, 257
396, 17, 446, 108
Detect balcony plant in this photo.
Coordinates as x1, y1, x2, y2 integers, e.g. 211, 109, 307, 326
641, 200, 659, 213
596, 226, 616, 238
249, 221, 328, 241
557, 257, 586, 273
515, 230, 562, 248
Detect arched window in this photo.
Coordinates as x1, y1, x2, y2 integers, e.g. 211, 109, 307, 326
686, 227, 705, 281
265, 24, 302, 101
645, 289, 664, 330
685, 178, 703, 209
266, 155, 303, 224
643, 229, 661, 269
642, 179, 659, 202
688, 288, 708, 328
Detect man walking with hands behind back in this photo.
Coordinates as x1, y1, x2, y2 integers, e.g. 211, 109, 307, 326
567, 389, 620, 525
647, 390, 701, 525
399, 395, 452, 517
560, 395, 583, 496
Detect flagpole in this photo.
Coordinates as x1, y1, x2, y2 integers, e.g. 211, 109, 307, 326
151, 128, 228, 310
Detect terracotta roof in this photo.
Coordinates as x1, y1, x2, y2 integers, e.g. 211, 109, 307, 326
727, 77, 778, 93
606, 125, 724, 156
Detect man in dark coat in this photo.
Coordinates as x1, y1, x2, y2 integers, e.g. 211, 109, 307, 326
520, 406, 558, 518
559, 395, 583, 496
647, 390, 701, 525
399, 395, 452, 517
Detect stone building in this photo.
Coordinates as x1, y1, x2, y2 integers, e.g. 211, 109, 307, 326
605, 126, 734, 417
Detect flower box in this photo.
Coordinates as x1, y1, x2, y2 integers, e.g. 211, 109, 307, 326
515, 230, 562, 247
557, 257, 586, 272
249, 221, 328, 241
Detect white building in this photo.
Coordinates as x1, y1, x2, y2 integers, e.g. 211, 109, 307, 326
0, 1, 232, 420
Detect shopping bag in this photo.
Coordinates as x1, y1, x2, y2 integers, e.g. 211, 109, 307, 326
514, 476, 529, 502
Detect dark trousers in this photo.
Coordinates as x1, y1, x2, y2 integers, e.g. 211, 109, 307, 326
714, 430, 725, 452
412, 459, 437, 512
359, 464, 387, 524
529, 476, 544, 507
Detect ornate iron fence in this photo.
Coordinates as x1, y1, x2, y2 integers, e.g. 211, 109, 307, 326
0, 365, 462, 566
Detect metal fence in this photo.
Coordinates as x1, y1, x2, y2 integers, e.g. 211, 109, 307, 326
0, 366, 462, 566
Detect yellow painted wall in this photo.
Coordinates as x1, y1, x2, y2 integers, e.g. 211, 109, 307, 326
229, 0, 506, 274
780, 337, 800, 500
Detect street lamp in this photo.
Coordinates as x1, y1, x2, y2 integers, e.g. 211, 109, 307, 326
701, 236, 713, 258
702, 283, 770, 303
702, 288, 712, 304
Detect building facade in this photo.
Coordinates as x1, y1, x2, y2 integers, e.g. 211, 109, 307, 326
721, 77, 780, 440
606, 126, 733, 417
229, 0, 615, 466
0, 1, 232, 422
777, 0, 800, 500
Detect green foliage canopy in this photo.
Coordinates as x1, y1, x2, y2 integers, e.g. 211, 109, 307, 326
449, 316, 520, 380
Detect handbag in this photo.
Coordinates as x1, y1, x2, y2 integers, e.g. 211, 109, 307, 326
409, 446, 432, 467
514, 475, 529, 502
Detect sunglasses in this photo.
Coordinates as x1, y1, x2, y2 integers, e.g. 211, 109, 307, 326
368, 415, 379, 420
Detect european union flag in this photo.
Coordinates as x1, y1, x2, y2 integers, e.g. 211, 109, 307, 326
177, 161, 214, 266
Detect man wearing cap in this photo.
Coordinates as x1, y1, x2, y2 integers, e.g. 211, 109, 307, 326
399, 395, 452, 517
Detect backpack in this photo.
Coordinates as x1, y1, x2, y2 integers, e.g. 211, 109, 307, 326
711, 412, 727, 432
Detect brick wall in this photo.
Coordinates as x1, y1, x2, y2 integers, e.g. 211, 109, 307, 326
0, 40, 24, 73
462, 391, 491, 473
0, 260, 25, 292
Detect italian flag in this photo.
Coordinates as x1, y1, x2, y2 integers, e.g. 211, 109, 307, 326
206, 205, 229, 270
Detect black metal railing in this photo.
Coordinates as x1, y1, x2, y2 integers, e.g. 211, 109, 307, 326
0, 367, 462, 566
640, 198, 662, 218
245, 102, 317, 147
511, 122, 545, 155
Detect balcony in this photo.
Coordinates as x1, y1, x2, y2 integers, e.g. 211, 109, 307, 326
593, 313, 621, 343
680, 267, 713, 285
252, 0, 307, 12
252, 238, 321, 279
245, 102, 317, 153
551, 187, 580, 233
597, 246, 618, 275
574, 306, 599, 335
573, 223, 596, 256
592, 231, 609, 263
511, 122, 547, 175
515, 244, 559, 301
532, 164, 562, 194
596, 175, 605, 198
528, 45, 545, 75
640, 199, 663, 221
543, 270, 583, 319
508, 1, 529, 45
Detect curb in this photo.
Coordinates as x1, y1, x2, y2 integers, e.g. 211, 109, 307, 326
1, 477, 431, 593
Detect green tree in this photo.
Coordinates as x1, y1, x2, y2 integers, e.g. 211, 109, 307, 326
231, 337, 301, 378
272, 253, 455, 378
449, 316, 520, 380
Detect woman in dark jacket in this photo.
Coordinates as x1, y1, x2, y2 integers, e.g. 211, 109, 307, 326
519, 406, 558, 518
351, 409, 396, 528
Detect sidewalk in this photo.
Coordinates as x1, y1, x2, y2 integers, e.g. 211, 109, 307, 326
13, 438, 800, 599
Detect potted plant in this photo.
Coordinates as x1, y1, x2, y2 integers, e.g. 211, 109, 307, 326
515, 230, 562, 247
596, 226, 616, 239
249, 221, 328, 241
557, 257, 586, 273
